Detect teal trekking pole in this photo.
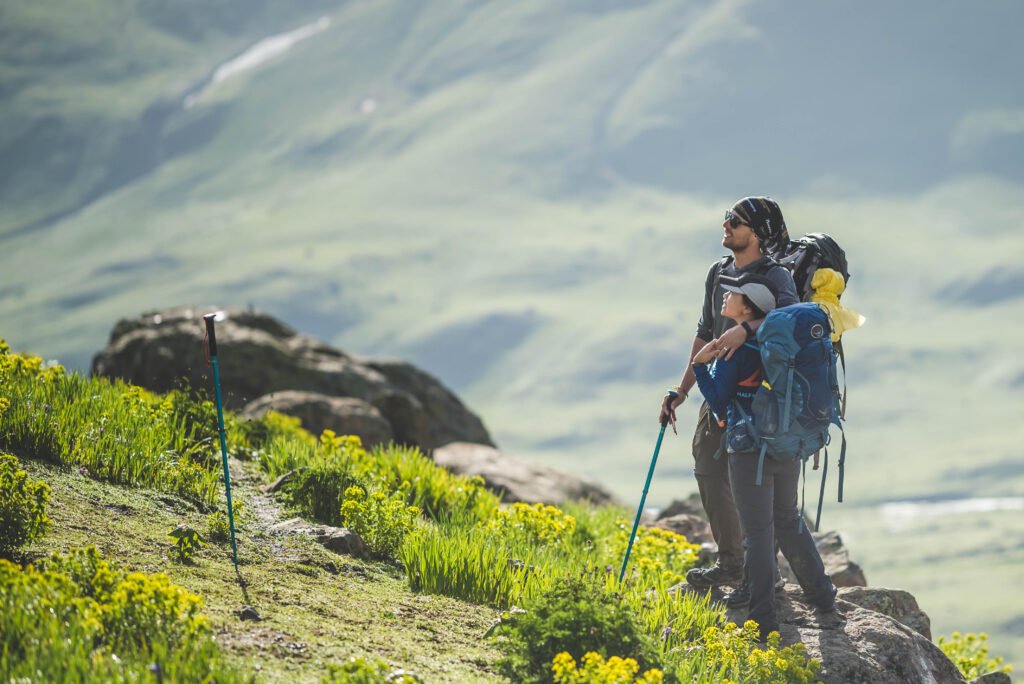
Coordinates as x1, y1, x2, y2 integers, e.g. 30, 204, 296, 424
203, 313, 239, 567
619, 389, 678, 583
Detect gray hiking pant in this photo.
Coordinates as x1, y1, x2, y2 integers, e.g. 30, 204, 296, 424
692, 402, 743, 573
729, 450, 837, 636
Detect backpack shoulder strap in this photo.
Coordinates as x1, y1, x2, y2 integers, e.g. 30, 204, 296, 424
710, 255, 734, 295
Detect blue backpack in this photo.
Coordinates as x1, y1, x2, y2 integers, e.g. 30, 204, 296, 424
730, 302, 846, 530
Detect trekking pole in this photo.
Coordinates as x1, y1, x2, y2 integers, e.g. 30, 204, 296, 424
203, 313, 239, 567
619, 390, 677, 584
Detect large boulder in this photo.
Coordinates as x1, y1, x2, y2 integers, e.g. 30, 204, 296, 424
91, 307, 494, 451
673, 583, 965, 683
652, 513, 713, 545
240, 391, 393, 448
769, 586, 963, 684
655, 494, 705, 521
432, 442, 619, 507
838, 586, 932, 640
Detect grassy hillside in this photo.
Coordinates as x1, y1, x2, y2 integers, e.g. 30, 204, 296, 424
1, 0, 1023, 669
16, 458, 504, 682
4, 342, 853, 683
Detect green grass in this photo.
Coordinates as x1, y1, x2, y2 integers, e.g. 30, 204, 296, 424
15, 457, 506, 682
0, 346, 224, 506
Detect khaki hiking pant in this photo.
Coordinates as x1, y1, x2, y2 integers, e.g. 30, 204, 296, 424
692, 401, 744, 572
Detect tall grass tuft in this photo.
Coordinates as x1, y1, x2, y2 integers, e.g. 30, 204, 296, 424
255, 427, 500, 527
0, 342, 223, 505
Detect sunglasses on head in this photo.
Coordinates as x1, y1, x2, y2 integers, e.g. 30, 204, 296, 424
724, 209, 749, 229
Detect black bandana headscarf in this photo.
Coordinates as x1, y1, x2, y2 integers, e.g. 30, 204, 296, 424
732, 196, 791, 257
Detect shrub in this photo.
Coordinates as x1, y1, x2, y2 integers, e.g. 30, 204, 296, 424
496, 574, 658, 684
0, 451, 51, 556
485, 502, 577, 547
368, 443, 499, 523
206, 499, 245, 543
168, 524, 206, 563
669, 621, 820, 683
287, 460, 365, 526
1, 547, 244, 682
938, 632, 1013, 680
321, 657, 423, 683
239, 410, 315, 451
260, 431, 499, 530
551, 651, 663, 684
341, 485, 420, 559
608, 521, 702, 586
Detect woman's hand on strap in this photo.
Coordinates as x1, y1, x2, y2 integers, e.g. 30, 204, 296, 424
693, 339, 726, 365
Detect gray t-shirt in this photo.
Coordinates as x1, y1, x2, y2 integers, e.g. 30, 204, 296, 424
695, 255, 799, 341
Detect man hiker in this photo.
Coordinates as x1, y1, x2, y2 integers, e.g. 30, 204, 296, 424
658, 197, 798, 592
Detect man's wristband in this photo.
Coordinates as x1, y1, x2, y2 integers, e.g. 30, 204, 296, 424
741, 321, 755, 339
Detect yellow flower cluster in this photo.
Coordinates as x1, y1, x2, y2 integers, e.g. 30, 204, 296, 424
117, 385, 174, 420
551, 651, 663, 684
1, 547, 211, 656
610, 522, 701, 585
321, 430, 368, 457
700, 621, 820, 683
938, 632, 1013, 679
0, 340, 65, 383
485, 502, 577, 546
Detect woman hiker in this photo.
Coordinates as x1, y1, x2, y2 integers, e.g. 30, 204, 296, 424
690, 271, 838, 642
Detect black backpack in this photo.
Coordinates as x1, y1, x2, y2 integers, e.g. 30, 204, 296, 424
774, 233, 850, 302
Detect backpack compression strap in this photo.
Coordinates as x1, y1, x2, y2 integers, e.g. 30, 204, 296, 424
815, 448, 829, 531
755, 443, 767, 486
837, 339, 848, 420
782, 358, 796, 431
837, 428, 847, 503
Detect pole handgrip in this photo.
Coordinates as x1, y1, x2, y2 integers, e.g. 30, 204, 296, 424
661, 389, 679, 427
203, 314, 218, 357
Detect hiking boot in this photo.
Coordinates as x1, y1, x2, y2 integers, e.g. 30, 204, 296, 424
723, 583, 750, 608
810, 583, 839, 612
686, 564, 743, 588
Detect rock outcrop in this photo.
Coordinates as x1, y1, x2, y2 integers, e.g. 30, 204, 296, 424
240, 391, 393, 448
432, 442, 619, 507
766, 586, 963, 684
671, 583, 966, 684
838, 586, 932, 640
91, 307, 493, 451
655, 494, 705, 521
652, 513, 713, 545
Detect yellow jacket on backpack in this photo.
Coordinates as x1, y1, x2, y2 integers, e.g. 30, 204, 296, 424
810, 268, 866, 342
